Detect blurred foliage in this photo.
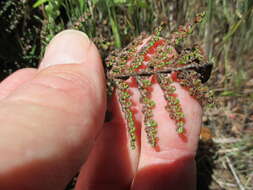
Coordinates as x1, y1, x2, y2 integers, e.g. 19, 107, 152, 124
1, 0, 252, 86
0, 0, 41, 79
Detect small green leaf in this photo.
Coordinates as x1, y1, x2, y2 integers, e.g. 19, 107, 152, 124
92, 0, 100, 5
177, 127, 185, 134
136, 0, 148, 8
33, 0, 49, 8
113, 0, 128, 5
220, 90, 237, 96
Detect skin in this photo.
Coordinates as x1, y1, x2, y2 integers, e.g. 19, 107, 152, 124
0, 30, 202, 190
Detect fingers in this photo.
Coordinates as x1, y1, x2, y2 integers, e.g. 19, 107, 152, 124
132, 80, 202, 190
0, 68, 37, 100
0, 30, 106, 190
76, 77, 141, 190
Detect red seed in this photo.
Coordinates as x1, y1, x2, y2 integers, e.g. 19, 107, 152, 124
144, 54, 151, 62
147, 46, 156, 54
128, 77, 138, 88
177, 118, 185, 123
146, 40, 165, 55
153, 39, 165, 48
151, 75, 158, 83
171, 71, 179, 82
135, 64, 147, 71
170, 93, 178, 98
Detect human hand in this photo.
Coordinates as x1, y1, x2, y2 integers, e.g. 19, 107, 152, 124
0, 30, 202, 190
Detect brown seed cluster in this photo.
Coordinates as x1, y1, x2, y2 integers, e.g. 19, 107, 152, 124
115, 79, 137, 149
136, 76, 157, 147
177, 70, 212, 105
105, 12, 212, 149
157, 73, 185, 134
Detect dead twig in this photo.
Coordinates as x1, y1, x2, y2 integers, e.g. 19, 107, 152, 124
226, 156, 245, 190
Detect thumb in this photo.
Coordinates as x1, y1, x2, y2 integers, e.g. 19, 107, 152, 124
0, 30, 106, 190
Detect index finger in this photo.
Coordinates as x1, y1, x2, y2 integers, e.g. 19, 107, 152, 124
132, 80, 202, 190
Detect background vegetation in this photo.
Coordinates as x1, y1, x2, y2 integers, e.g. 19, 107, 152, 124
0, 0, 252, 189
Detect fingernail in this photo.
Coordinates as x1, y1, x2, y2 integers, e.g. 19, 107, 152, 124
40, 30, 90, 69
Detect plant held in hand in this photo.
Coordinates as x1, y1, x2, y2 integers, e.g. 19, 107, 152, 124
106, 12, 213, 149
